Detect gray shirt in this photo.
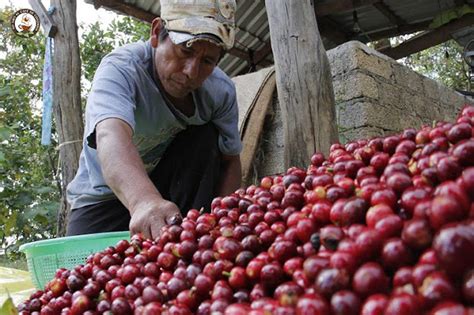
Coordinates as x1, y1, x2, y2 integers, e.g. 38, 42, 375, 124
67, 40, 242, 209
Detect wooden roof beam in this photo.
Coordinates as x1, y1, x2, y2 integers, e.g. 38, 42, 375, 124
93, 0, 156, 22
366, 20, 432, 41
228, 47, 251, 62
373, 2, 406, 26
379, 13, 474, 59
314, 0, 380, 17
253, 43, 272, 65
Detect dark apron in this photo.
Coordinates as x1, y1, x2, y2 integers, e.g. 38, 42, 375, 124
66, 123, 221, 236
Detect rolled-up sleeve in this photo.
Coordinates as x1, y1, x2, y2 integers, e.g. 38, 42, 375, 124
85, 60, 137, 149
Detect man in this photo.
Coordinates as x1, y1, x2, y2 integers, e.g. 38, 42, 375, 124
66, 0, 242, 240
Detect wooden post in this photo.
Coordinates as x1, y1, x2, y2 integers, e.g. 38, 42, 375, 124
265, 0, 339, 168
50, 0, 84, 236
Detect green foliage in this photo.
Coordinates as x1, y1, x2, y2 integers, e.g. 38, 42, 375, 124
80, 17, 150, 84
0, 6, 148, 259
80, 22, 115, 83
109, 17, 150, 46
0, 7, 60, 256
401, 39, 469, 91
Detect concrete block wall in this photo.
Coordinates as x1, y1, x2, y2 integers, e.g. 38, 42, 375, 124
249, 41, 474, 181
329, 41, 474, 142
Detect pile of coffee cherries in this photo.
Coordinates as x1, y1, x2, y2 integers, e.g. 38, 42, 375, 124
18, 106, 474, 314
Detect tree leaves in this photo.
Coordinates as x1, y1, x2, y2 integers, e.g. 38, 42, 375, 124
0, 5, 60, 257
0, 6, 149, 261
402, 39, 468, 91
0, 85, 11, 98
79, 18, 150, 85
0, 126, 11, 141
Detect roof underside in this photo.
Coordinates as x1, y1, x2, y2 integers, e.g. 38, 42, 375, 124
85, 0, 474, 77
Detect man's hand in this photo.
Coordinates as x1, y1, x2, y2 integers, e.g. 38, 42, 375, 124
129, 198, 182, 240
96, 118, 183, 240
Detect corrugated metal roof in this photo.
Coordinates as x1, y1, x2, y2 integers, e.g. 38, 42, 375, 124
85, 0, 474, 77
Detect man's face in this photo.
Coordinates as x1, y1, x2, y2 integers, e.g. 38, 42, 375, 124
154, 35, 222, 99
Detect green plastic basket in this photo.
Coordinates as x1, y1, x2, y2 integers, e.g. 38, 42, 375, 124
19, 231, 130, 289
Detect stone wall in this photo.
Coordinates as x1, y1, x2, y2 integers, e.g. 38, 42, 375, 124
248, 41, 474, 183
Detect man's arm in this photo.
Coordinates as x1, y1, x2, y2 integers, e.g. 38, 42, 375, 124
217, 154, 242, 196
95, 118, 181, 239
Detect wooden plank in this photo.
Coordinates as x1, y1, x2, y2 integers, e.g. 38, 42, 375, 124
373, 2, 406, 26
28, 0, 57, 37
380, 13, 474, 59
265, 0, 339, 168
315, 0, 380, 17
